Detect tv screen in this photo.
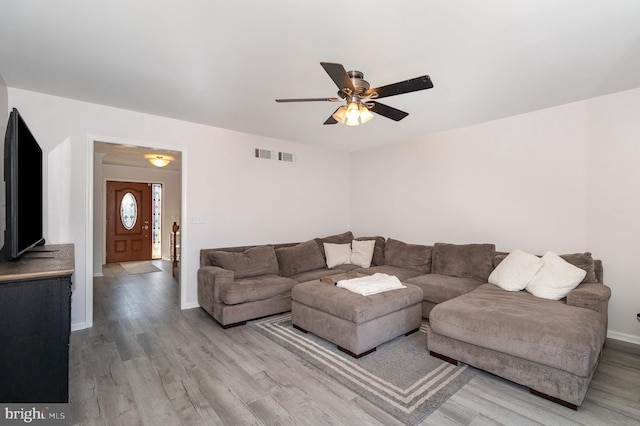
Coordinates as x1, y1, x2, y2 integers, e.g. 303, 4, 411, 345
2, 108, 45, 261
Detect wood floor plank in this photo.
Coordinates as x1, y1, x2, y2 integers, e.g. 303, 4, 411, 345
183, 362, 261, 425
245, 395, 297, 425
122, 357, 184, 426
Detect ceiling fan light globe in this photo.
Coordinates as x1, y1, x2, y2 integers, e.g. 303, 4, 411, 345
359, 105, 374, 124
345, 117, 360, 126
345, 102, 360, 120
332, 106, 347, 123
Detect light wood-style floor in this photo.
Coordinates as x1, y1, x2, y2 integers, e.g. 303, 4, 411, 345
70, 261, 640, 425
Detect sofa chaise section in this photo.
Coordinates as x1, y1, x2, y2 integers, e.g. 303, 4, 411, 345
427, 259, 611, 409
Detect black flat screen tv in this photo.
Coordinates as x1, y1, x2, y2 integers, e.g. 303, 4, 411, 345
1, 108, 45, 261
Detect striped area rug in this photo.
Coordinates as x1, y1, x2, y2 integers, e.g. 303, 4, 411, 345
251, 313, 477, 425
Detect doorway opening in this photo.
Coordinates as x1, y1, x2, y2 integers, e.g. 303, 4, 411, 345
87, 139, 185, 329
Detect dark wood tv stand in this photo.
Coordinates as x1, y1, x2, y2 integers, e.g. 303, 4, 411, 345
0, 244, 74, 403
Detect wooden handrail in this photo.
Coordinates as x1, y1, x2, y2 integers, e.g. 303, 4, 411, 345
172, 222, 180, 276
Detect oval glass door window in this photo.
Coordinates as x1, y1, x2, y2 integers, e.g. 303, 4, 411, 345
120, 192, 138, 230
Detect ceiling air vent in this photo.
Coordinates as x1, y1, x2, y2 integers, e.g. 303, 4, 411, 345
278, 152, 294, 162
254, 148, 276, 160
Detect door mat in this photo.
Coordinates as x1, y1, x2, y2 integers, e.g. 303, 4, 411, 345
119, 261, 162, 275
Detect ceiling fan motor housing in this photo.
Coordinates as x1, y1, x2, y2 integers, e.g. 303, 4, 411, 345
339, 70, 370, 99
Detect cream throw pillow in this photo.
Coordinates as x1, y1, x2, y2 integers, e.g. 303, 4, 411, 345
351, 239, 376, 268
526, 251, 587, 300
488, 249, 543, 291
324, 243, 352, 268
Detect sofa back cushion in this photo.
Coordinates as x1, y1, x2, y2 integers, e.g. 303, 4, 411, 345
432, 243, 496, 282
384, 238, 432, 274
209, 245, 279, 279
314, 231, 354, 258
355, 236, 386, 266
276, 239, 326, 277
559, 252, 598, 283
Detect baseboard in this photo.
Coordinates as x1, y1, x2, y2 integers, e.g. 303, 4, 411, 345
71, 321, 88, 332
181, 301, 200, 310
93, 272, 104, 277
607, 330, 640, 345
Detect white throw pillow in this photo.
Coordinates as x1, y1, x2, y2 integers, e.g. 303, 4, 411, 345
324, 243, 352, 268
526, 251, 587, 300
350, 239, 376, 268
488, 249, 544, 291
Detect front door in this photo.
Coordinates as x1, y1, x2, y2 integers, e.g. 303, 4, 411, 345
106, 181, 152, 263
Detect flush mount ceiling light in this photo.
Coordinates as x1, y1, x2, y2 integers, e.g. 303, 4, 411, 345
276, 62, 433, 126
144, 154, 174, 167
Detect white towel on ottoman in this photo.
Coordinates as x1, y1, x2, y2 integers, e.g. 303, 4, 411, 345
337, 273, 407, 296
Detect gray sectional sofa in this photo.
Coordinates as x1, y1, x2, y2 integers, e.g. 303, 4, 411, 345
197, 231, 611, 409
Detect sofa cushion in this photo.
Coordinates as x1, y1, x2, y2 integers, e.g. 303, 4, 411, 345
384, 238, 432, 274
292, 280, 423, 324
220, 274, 298, 305
560, 252, 597, 283
276, 239, 326, 277
350, 239, 376, 268
290, 267, 350, 283
315, 231, 354, 258
488, 249, 544, 291
354, 264, 423, 281
429, 283, 605, 377
494, 251, 597, 284
355, 236, 386, 266
432, 243, 496, 282
324, 243, 352, 268
405, 274, 483, 304
526, 252, 587, 300
209, 245, 279, 279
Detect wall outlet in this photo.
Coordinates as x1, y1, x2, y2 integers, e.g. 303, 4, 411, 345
190, 215, 206, 224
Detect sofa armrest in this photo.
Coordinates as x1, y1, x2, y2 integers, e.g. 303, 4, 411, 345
197, 266, 235, 307
567, 282, 611, 329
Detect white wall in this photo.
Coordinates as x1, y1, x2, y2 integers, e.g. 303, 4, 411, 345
585, 88, 640, 343
98, 163, 181, 264
350, 87, 640, 343
8, 88, 351, 330
10, 85, 640, 343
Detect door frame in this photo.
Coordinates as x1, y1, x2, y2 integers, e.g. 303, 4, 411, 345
86, 135, 188, 329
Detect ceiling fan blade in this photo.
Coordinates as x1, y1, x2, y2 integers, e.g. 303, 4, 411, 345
324, 108, 340, 125
367, 101, 409, 121
276, 97, 341, 103
365, 75, 433, 99
320, 62, 355, 93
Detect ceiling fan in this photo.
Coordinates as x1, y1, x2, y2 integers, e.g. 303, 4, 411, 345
276, 62, 433, 126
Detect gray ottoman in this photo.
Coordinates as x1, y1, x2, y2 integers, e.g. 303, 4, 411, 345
291, 279, 423, 358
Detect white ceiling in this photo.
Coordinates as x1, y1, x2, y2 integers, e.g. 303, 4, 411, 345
94, 142, 181, 171
1, 1, 640, 152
